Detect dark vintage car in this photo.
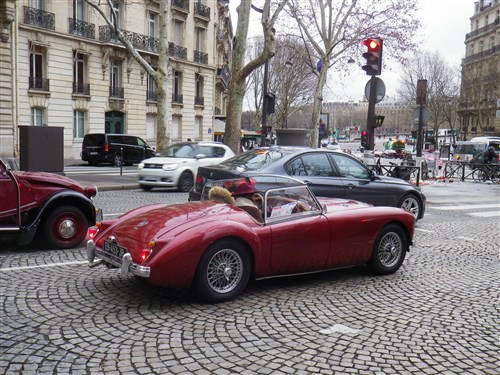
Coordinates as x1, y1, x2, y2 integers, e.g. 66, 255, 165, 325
0, 160, 97, 248
189, 147, 426, 220
87, 176, 415, 303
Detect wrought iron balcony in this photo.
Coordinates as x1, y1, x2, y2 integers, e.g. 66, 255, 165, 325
466, 18, 500, 40
194, 3, 210, 19
147, 90, 157, 101
195, 96, 204, 106
73, 82, 90, 95
463, 45, 500, 64
194, 50, 208, 64
68, 18, 95, 39
169, 43, 187, 60
29, 77, 50, 91
23, 6, 55, 30
171, 0, 189, 13
109, 86, 124, 98
172, 93, 183, 104
99, 25, 159, 53
216, 67, 230, 86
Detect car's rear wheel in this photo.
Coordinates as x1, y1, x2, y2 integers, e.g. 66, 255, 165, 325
194, 239, 251, 303
113, 154, 122, 167
398, 194, 421, 219
43, 206, 88, 249
368, 224, 407, 275
178, 171, 194, 192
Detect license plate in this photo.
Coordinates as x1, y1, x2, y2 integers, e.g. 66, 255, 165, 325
104, 239, 126, 258
89, 152, 98, 155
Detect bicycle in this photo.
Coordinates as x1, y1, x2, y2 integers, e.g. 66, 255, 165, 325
472, 163, 500, 184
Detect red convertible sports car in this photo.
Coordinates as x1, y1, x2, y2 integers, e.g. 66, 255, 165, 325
87, 176, 415, 302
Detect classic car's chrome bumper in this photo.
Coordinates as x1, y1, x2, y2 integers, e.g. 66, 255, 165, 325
86, 240, 150, 278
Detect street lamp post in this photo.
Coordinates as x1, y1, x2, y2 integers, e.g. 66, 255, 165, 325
261, 60, 269, 146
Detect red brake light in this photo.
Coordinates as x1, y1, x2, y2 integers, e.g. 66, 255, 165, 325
195, 174, 203, 185
88, 226, 99, 240
104, 143, 109, 152
139, 249, 152, 263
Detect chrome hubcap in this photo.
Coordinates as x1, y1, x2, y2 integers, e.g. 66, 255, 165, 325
58, 219, 77, 239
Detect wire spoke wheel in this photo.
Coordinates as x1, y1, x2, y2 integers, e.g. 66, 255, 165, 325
206, 249, 243, 294
377, 232, 403, 268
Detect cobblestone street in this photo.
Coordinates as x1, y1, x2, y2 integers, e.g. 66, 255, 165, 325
1, 188, 499, 374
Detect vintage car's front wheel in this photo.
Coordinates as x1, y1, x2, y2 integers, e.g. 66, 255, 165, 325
194, 239, 251, 303
43, 206, 88, 249
368, 224, 407, 275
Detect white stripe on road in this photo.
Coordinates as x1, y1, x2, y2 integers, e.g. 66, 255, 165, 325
457, 236, 484, 243
469, 211, 500, 217
429, 203, 500, 211
415, 228, 434, 233
0, 260, 87, 272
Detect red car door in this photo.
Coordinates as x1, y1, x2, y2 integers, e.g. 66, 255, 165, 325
269, 215, 330, 275
0, 162, 19, 225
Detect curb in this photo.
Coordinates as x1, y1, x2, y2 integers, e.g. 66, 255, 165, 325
97, 184, 140, 192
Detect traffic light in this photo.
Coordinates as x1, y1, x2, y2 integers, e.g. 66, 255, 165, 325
266, 93, 275, 114
361, 129, 369, 148
373, 115, 385, 127
362, 38, 383, 76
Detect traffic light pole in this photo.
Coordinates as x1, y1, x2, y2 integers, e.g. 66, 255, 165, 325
366, 75, 377, 150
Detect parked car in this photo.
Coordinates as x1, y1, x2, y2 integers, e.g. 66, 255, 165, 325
137, 141, 235, 192
81, 133, 155, 166
86, 176, 415, 302
0, 159, 97, 248
189, 146, 426, 220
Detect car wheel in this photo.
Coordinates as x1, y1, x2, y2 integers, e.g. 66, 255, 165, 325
398, 194, 421, 220
368, 224, 407, 275
178, 171, 194, 192
113, 154, 122, 167
194, 239, 251, 303
43, 206, 88, 249
140, 185, 153, 191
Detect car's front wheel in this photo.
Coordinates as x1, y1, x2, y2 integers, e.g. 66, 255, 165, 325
194, 239, 251, 303
43, 206, 88, 249
398, 194, 421, 219
140, 184, 153, 191
178, 171, 194, 192
368, 224, 407, 275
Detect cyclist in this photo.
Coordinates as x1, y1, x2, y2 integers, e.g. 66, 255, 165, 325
483, 146, 498, 164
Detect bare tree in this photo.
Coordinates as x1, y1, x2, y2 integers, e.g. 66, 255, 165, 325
286, 0, 421, 148
398, 50, 460, 147
84, 0, 170, 151
224, 0, 288, 154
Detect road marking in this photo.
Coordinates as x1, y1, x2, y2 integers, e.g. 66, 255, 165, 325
415, 228, 434, 233
469, 211, 500, 217
429, 203, 500, 211
320, 324, 360, 335
0, 260, 87, 272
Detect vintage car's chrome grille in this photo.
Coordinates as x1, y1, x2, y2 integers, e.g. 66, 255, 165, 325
144, 163, 163, 169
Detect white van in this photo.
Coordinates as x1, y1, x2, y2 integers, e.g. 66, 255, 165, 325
453, 137, 500, 162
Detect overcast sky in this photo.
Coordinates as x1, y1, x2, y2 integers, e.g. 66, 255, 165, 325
229, 0, 475, 102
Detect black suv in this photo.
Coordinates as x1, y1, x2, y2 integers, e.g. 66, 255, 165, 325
81, 133, 155, 166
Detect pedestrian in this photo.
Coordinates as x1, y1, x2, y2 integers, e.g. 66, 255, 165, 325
483, 146, 497, 164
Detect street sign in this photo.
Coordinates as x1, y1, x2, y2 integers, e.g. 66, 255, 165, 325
413, 106, 430, 126
364, 77, 386, 103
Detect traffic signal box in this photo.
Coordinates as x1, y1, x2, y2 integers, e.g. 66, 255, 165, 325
362, 38, 383, 76
361, 129, 369, 149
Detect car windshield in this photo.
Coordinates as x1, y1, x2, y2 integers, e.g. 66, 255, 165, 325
219, 149, 293, 171
158, 144, 197, 158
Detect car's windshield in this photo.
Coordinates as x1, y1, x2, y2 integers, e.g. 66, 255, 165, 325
158, 144, 196, 158
220, 149, 292, 171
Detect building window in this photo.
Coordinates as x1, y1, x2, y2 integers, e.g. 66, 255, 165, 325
195, 27, 206, 52
76, 0, 85, 20
110, 1, 120, 27
172, 115, 181, 140
29, 0, 46, 10
31, 107, 44, 126
110, 59, 123, 98
173, 71, 183, 103
148, 11, 157, 37
173, 19, 184, 46
73, 51, 89, 95
147, 71, 157, 101
195, 74, 204, 106
29, 44, 49, 91
74, 110, 85, 139
146, 114, 156, 141
195, 116, 203, 140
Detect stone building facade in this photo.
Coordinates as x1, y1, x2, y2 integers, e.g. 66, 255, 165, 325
0, 0, 232, 160
459, 0, 500, 138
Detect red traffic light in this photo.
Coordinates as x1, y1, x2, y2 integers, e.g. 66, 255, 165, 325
362, 37, 383, 76
363, 39, 381, 51
361, 130, 368, 136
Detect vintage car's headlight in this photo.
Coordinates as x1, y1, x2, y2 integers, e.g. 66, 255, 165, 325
137, 162, 145, 170
162, 163, 178, 171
